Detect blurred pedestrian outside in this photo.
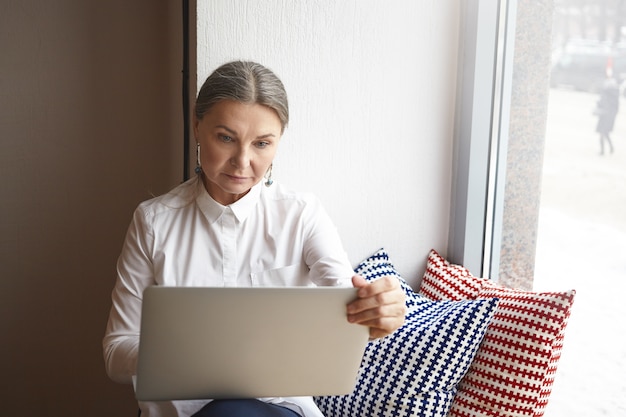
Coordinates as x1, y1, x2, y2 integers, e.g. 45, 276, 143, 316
594, 71, 620, 155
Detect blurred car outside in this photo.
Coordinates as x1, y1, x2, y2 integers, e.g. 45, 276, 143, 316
550, 39, 626, 95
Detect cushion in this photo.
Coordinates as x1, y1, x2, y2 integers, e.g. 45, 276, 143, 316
314, 248, 499, 417
419, 249, 576, 417
419, 249, 481, 301
351, 247, 422, 309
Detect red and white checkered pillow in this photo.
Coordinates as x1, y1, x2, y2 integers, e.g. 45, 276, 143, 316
419, 249, 482, 300
419, 250, 576, 417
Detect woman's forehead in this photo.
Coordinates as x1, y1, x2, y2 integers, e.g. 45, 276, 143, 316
200, 100, 282, 134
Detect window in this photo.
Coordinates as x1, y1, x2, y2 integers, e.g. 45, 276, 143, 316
452, 1, 626, 415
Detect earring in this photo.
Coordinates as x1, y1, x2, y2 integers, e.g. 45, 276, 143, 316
264, 163, 274, 187
194, 142, 202, 174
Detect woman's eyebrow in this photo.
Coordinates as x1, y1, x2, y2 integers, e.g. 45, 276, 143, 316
215, 124, 277, 140
257, 133, 277, 139
215, 125, 237, 135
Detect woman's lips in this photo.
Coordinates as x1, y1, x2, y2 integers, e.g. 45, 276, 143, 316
225, 173, 248, 182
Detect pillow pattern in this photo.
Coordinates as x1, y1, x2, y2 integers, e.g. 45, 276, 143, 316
314, 248, 499, 417
352, 247, 421, 309
419, 249, 482, 301
419, 249, 576, 417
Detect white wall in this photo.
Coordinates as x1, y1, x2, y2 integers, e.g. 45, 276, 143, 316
196, 0, 460, 286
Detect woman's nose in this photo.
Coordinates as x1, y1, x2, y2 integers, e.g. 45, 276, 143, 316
230, 146, 250, 168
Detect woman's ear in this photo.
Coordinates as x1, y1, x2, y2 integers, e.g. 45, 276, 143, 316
192, 109, 200, 139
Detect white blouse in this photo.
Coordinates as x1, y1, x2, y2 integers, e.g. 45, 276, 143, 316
103, 177, 354, 417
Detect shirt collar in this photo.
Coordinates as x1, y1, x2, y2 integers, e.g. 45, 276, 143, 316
229, 182, 262, 222
196, 180, 262, 223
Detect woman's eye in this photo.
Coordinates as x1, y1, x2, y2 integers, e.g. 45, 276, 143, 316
256, 141, 270, 148
218, 134, 233, 143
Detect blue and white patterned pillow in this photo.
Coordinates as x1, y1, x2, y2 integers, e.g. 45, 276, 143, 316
352, 248, 421, 309
314, 249, 498, 417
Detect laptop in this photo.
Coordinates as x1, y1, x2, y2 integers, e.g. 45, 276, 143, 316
134, 286, 370, 401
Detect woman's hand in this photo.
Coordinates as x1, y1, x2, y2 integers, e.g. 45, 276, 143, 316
347, 274, 407, 339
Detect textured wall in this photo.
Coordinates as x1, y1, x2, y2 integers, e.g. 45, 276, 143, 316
196, 0, 461, 285
498, 0, 554, 289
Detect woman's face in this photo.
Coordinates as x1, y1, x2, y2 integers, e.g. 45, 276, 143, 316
194, 100, 282, 205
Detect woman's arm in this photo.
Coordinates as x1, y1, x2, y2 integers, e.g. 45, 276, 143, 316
300, 196, 355, 286
103, 206, 155, 384
299, 196, 406, 338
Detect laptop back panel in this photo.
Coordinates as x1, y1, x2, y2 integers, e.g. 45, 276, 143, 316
135, 286, 369, 401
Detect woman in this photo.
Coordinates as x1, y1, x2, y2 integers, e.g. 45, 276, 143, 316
595, 76, 620, 155
103, 61, 406, 417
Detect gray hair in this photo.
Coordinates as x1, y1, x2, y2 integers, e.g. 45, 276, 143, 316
195, 61, 289, 132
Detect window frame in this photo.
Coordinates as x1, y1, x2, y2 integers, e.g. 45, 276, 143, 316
448, 0, 518, 281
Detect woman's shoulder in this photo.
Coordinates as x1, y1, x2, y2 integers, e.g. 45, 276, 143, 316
136, 177, 199, 216
258, 182, 329, 223
263, 182, 320, 205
